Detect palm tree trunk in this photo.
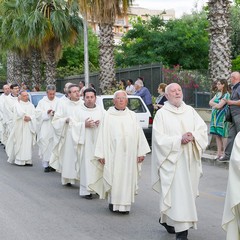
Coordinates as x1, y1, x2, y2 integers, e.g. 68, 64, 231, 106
7, 51, 15, 84
31, 48, 42, 87
98, 23, 116, 94
208, 0, 232, 82
21, 55, 32, 88
44, 47, 57, 85
14, 52, 22, 86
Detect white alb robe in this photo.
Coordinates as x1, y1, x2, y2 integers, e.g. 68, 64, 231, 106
36, 96, 59, 167
6, 101, 36, 165
2, 94, 19, 145
77, 104, 105, 196
95, 107, 151, 211
0, 94, 9, 143
152, 101, 208, 232
222, 132, 240, 240
50, 99, 85, 185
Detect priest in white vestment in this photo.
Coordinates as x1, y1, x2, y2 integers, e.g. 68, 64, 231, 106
6, 91, 36, 166
50, 84, 85, 186
2, 84, 19, 146
36, 85, 59, 172
77, 88, 105, 199
151, 83, 208, 240
222, 132, 240, 240
95, 90, 151, 213
0, 84, 10, 143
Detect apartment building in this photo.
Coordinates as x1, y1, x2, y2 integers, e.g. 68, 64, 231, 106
89, 6, 175, 44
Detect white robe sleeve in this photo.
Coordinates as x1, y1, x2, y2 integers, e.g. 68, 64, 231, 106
222, 132, 240, 240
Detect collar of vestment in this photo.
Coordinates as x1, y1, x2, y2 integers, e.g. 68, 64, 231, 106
20, 100, 30, 105
114, 107, 126, 111
84, 104, 96, 109
67, 98, 82, 105
162, 101, 187, 114
108, 106, 129, 116
11, 93, 18, 97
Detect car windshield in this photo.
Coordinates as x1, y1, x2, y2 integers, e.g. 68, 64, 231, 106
31, 95, 44, 107
102, 98, 147, 113
31, 93, 63, 107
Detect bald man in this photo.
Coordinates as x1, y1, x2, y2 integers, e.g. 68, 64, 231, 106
219, 72, 240, 162
152, 83, 208, 240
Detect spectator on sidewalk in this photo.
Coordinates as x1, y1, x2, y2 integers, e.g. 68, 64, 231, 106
126, 79, 135, 95
209, 79, 230, 160
218, 72, 240, 162
119, 79, 126, 90
153, 83, 167, 111
79, 80, 86, 97
134, 79, 153, 116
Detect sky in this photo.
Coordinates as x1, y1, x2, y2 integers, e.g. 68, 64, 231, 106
133, 0, 208, 18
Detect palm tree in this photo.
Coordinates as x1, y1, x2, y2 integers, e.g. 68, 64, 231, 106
0, 0, 83, 86
208, 0, 232, 82
79, 0, 133, 93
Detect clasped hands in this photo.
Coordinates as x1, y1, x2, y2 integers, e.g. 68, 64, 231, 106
47, 109, 55, 116
24, 116, 31, 122
98, 156, 145, 165
85, 118, 100, 128
181, 132, 194, 144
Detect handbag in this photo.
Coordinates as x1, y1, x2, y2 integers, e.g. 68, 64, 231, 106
225, 105, 232, 122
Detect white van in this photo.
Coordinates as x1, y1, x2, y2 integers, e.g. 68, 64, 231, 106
96, 95, 152, 144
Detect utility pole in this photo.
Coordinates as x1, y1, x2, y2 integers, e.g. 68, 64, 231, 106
83, 18, 89, 87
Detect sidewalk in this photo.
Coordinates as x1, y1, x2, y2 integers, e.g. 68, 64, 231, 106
202, 149, 229, 169
201, 121, 229, 168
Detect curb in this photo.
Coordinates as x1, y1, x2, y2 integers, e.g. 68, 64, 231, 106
202, 153, 229, 169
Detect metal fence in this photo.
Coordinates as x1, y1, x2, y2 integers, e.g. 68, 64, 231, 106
57, 63, 212, 108
56, 63, 163, 96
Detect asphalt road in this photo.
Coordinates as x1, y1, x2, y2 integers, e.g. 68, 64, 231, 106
0, 145, 228, 240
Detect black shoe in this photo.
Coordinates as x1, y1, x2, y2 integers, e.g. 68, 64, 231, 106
66, 183, 72, 187
109, 203, 114, 212
25, 163, 33, 167
176, 230, 188, 240
159, 218, 175, 234
84, 194, 93, 200
44, 167, 50, 172
119, 211, 129, 214
217, 156, 230, 163
49, 166, 56, 172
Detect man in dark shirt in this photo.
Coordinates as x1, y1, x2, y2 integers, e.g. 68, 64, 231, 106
134, 79, 153, 116
219, 72, 240, 162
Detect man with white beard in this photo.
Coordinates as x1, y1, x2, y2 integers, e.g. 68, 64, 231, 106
0, 84, 10, 144
36, 85, 59, 172
50, 84, 84, 186
151, 83, 208, 240
2, 84, 20, 146
6, 91, 36, 166
78, 88, 105, 199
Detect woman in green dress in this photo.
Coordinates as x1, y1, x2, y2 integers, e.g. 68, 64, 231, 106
209, 79, 230, 160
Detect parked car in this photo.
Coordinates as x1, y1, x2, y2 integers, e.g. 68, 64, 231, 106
96, 95, 153, 145
28, 91, 64, 107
